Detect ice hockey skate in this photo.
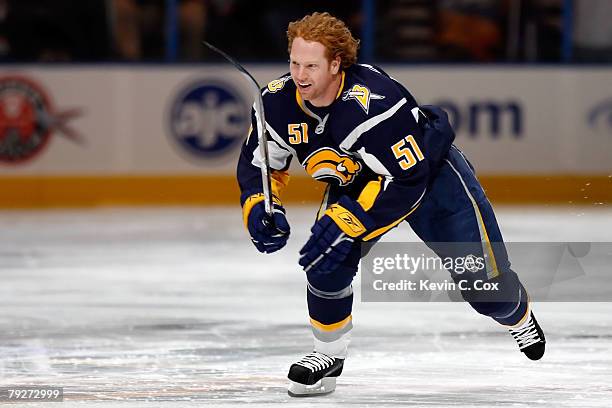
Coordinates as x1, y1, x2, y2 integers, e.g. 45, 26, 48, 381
287, 352, 344, 397
508, 312, 546, 360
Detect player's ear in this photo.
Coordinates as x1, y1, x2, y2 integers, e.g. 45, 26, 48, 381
330, 56, 341, 74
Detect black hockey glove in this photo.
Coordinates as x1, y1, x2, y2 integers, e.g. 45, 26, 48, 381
242, 192, 290, 253
299, 196, 375, 275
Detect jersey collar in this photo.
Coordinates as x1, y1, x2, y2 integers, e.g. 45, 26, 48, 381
294, 71, 344, 136
336, 70, 346, 99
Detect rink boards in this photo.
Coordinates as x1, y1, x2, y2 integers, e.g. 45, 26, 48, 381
0, 65, 610, 207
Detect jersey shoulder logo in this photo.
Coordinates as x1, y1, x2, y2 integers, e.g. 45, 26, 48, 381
266, 76, 291, 93
303, 147, 361, 186
342, 84, 385, 114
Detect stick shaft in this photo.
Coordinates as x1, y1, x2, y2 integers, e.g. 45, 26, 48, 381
203, 41, 273, 216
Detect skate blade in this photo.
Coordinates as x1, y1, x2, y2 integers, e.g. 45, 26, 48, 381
287, 377, 336, 397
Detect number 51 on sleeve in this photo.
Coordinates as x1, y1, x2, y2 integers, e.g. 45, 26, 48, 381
391, 135, 424, 170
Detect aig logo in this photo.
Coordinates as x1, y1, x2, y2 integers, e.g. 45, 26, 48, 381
169, 79, 249, 159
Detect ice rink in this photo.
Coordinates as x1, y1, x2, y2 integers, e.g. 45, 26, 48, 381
1, 205, 611, 407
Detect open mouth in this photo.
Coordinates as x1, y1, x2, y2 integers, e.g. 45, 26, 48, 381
297, 82, 312, 90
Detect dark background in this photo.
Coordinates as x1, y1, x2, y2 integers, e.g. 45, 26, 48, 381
0, 0, 610, 63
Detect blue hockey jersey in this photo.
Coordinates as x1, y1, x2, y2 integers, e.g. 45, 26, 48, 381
237, 64, 453, 241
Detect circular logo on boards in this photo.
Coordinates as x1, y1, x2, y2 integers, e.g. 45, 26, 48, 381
0, 75, 83, 164
168, 79, 249, 160
0, 76, 53, 163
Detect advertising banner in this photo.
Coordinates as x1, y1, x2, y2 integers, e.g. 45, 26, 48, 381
0, 65, 609, 206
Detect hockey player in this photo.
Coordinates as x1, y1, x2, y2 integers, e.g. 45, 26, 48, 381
237, 12, 546, 397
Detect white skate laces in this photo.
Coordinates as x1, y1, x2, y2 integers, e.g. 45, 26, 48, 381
509, 314, 540, 349
507, 311, 546, 360
295, 352, 336, 372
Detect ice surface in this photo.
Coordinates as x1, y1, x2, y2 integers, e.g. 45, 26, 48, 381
0, 205, 611, 407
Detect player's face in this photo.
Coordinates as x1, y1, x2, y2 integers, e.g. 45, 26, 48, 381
290, 37, 341, 107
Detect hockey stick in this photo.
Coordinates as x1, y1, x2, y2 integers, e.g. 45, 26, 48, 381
203, 41, 274, 220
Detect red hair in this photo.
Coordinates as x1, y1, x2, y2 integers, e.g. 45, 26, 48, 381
287, 12, 359, 69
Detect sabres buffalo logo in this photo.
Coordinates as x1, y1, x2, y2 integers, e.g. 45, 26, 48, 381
303, 148, 362, 186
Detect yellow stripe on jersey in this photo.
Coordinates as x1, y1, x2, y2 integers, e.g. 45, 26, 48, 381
471, 198, 500, 279
362, 202, 421, 241
310, 315, 352, 332
335, 71, 346, 99
271, 170, 290, 198
445, 157, 500, 279
357, 177, 383, 211
296, 88, 307, 115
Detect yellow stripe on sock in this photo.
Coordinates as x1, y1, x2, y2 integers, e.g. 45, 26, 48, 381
310, 315, 352, 332
506, 295, 532, 328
